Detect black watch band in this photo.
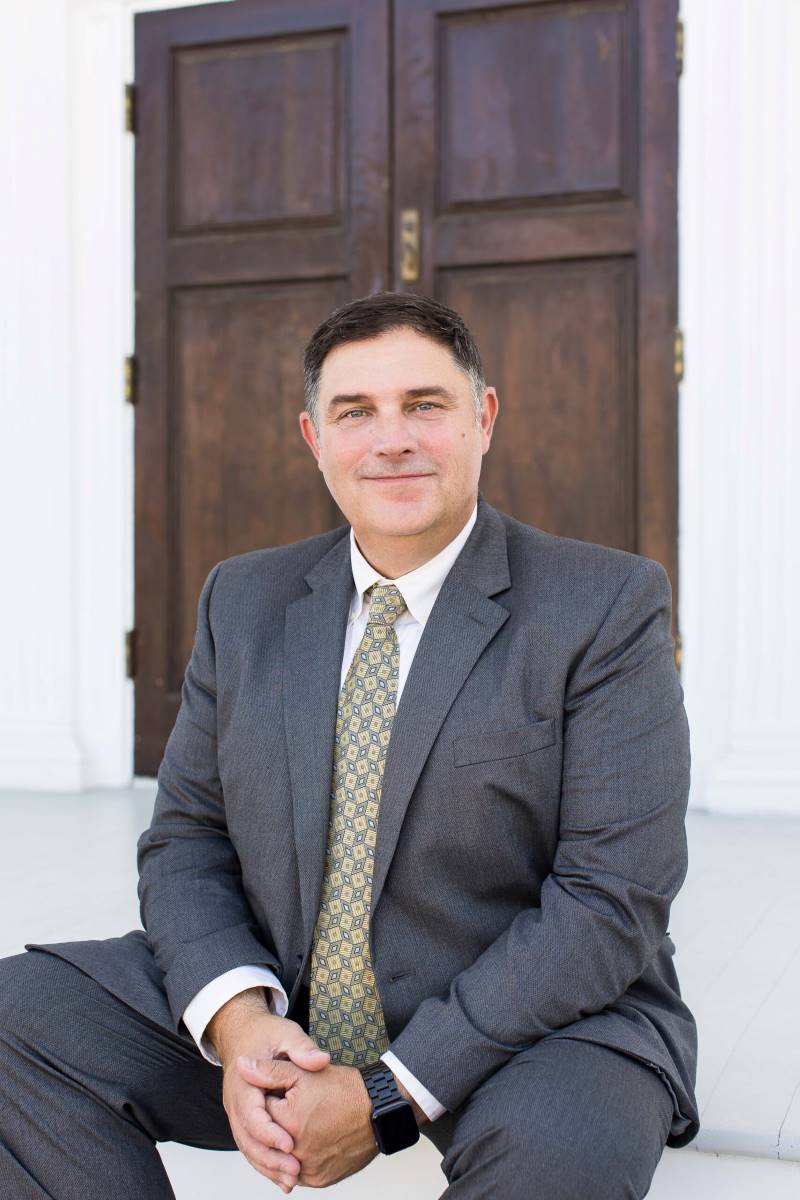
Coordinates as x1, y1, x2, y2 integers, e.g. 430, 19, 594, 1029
358, 1061, 420, 1154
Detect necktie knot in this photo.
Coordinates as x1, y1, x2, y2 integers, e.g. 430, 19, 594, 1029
366, 583, 406, 627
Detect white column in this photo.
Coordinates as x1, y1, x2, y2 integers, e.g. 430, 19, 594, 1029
0, 0, 82, 787
679, 0, 800, 813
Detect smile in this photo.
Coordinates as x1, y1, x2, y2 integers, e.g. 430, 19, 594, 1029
365, 474, 433, 482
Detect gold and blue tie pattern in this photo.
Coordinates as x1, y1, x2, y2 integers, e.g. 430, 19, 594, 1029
307, 583, 406, 1065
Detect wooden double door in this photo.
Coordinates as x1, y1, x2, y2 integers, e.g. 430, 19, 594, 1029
134, 0, 680, 773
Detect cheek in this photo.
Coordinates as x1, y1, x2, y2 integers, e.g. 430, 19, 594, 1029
426, 427, 465, 460
435, 430, 478, 471
319, 438, 360, 478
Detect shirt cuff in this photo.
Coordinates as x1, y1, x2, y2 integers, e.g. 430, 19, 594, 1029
381, 1050, 446, 1122
182, 965, 289, 1066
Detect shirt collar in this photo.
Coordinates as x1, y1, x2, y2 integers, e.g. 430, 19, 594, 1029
349, 502, 478, 626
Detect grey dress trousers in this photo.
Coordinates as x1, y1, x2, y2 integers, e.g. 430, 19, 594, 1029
0, 940, 673, 1199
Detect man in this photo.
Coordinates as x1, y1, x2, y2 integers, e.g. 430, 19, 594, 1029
0, 292, 699, 1198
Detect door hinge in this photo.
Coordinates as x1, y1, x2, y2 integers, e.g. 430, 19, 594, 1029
125, 356, 138, 405
676, 17, 684, 77
674, 632, 682, 674
126, 629, 137, 679
674, 327, 684, 383
125, 84, 136, 134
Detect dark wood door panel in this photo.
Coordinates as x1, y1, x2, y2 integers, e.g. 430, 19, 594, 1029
433, 202, 638, 267
169, 279, 347, 693
172, 32, 347, 235
134, 0, 389, 773
394, 0, 679, 592
137, 0, 387, 289
395, 0, 638, 280
440, 258, 637, 550
437, 1, 635, 212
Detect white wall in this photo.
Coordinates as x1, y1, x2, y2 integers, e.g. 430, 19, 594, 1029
0, 0, 798, 812
678, 0, 800, 813
0, 0, 79, 787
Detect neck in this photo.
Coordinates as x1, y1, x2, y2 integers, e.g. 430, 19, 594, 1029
353, 504, 476, 579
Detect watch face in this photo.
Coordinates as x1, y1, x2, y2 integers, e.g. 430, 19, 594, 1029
374, 1099, 420, 1154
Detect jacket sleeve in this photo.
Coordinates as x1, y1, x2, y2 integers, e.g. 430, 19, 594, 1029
385, 557, 690, 1112
136, 562, 283, 1032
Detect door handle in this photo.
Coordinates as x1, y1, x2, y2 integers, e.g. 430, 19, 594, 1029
400, 208, 421, 283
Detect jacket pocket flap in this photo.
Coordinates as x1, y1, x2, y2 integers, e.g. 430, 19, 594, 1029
453, 718, 557, 767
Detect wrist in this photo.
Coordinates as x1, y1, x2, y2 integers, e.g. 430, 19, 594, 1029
351, 1066, 376, 1129
392, 1076, 428, 1127
357, 1061, 424, 1153
206, 986, 274, 1065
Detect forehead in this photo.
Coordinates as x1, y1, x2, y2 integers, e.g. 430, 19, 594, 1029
317, 328, 468, 397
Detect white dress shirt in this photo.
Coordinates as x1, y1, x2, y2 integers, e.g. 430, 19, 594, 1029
182, 501, 479, 1123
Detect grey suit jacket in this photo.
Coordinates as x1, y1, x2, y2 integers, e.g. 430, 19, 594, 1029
28, 496, 699, 1148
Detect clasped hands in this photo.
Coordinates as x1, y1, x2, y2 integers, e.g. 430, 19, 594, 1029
209, 992, 424, 1193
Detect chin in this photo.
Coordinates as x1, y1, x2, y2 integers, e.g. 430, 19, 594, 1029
371, 516, 430, 538
367, 506, 435, 539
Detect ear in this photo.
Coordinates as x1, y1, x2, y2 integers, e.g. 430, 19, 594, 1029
480, 388, 499, 453
298, 411, 322, 466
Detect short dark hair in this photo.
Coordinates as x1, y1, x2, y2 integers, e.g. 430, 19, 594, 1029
302, 291, 486, 429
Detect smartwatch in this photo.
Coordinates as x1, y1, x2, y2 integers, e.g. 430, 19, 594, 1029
358, 1060, 420, 1154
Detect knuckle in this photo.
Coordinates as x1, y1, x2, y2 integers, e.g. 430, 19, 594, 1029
252, 1161, 280, 1183
248, 1147, 281, 1179
264, 1123, 288, 1150
267, 1149, 294, 1173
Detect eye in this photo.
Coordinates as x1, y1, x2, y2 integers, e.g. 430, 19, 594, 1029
340, 408, 367, 420
413, 401, 439, 412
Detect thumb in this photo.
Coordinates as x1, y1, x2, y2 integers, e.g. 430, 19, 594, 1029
237, 1055, 298, 1087
286, 1036, 330, 1071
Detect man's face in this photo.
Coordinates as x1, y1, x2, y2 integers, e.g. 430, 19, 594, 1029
298, 328, 498, 547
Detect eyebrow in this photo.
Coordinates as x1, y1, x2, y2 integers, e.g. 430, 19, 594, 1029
326, 385, 456, 409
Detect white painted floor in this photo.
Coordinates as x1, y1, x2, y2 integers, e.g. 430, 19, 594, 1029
2, 787, 800, 1197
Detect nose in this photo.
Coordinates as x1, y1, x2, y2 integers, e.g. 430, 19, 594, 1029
370, 410, 418, 457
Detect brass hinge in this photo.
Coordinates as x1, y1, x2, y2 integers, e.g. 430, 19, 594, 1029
674, 327, 684, 383
676, 17, 684, 77
674, 632, 682, 674
126, 629, 137, 679
125, 356, 138, 405
125, 84, 136, 134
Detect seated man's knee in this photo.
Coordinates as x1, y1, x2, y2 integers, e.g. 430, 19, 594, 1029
445, 1113, 645, 1200
441, 1041, 669, 1200
0, 951, 53, 1041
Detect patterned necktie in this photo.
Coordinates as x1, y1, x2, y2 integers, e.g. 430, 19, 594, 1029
307, 582, 406, 1065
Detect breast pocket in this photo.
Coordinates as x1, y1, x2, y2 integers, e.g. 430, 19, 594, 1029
452, 717, 558, 767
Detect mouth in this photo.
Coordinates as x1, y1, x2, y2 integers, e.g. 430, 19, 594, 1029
364, 473, 434, 482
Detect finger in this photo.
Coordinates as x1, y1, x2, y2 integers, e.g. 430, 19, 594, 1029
236, 1127, 300, 1192
243, 1103, 295, 1154
241, 1142, 299, 1190
264, 1095, 290, 1123
231, 1074, 296, 1152
237, 1055, 298, 1088
243, 1039, 330, 1073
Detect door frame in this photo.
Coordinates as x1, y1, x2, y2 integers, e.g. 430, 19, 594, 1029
68, 0, 238, 787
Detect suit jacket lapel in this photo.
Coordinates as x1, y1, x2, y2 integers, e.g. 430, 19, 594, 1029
283, 530, 353, 947
371, 499, 511, 916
